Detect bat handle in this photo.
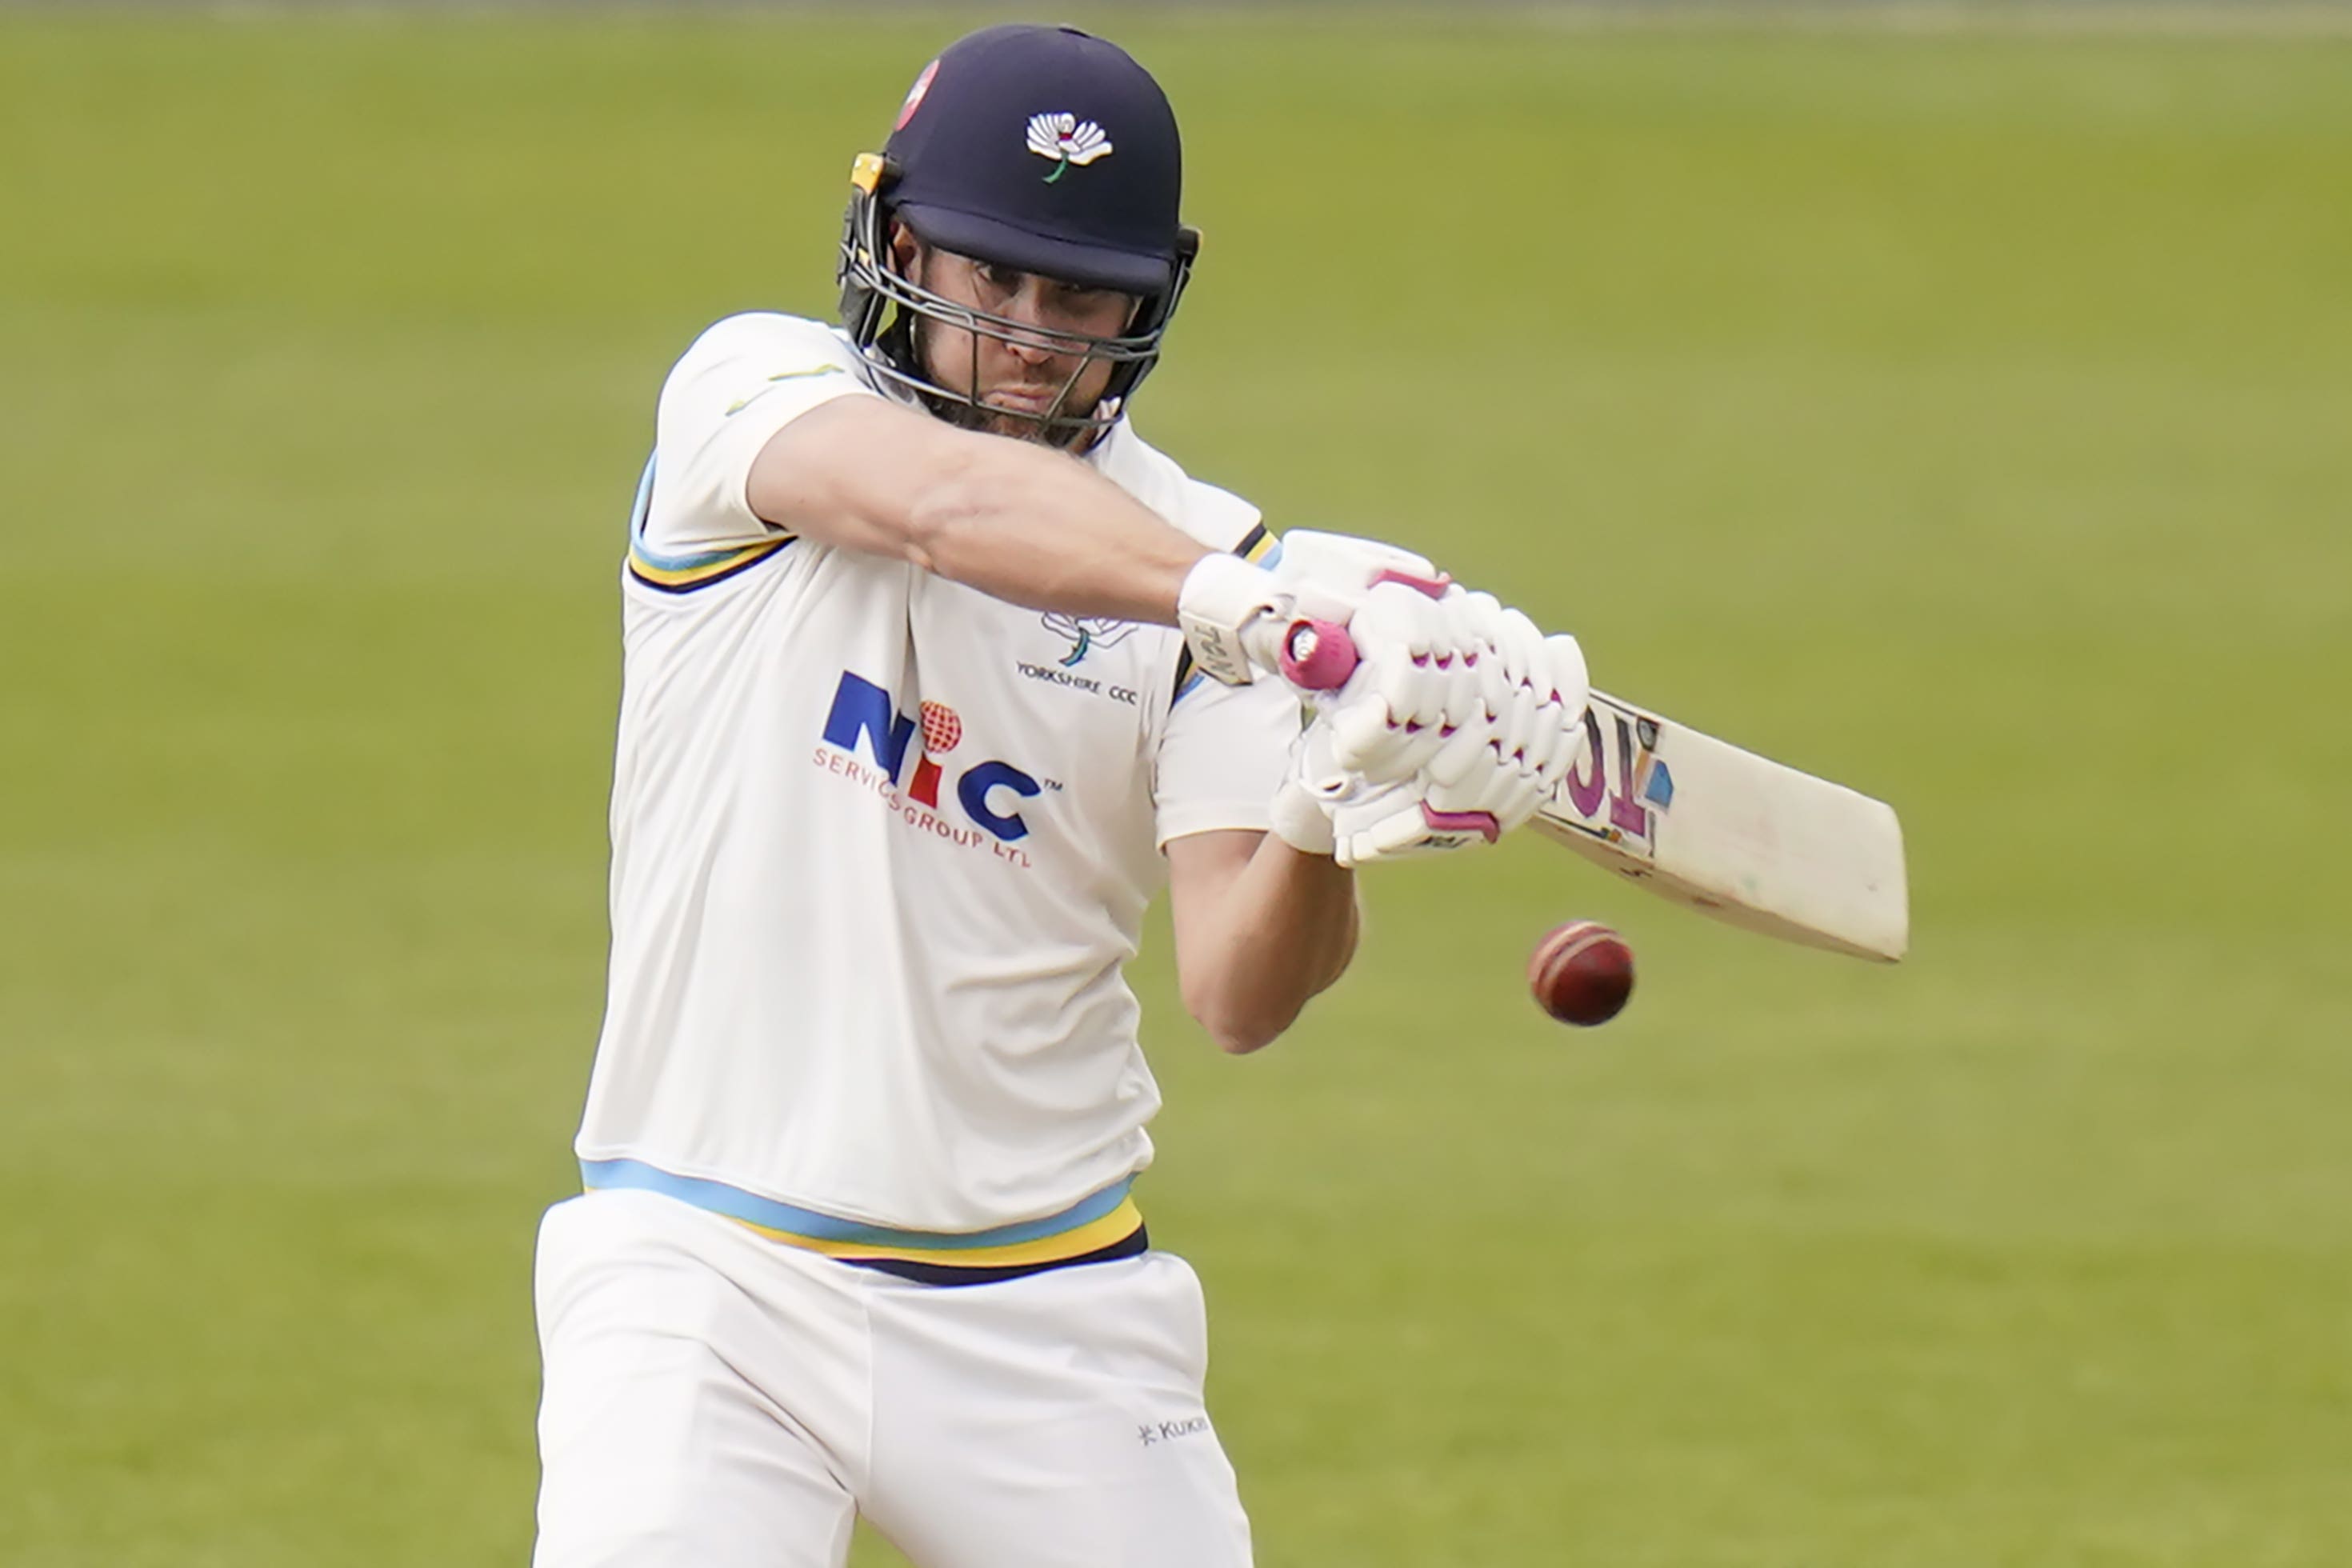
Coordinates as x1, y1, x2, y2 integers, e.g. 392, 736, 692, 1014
1275, 617, 1359, 691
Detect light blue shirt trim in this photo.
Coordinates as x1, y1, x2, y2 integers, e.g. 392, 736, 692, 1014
579, 1158, 1136, 1250
627, 453, 655, 539
629, 536, 777, 574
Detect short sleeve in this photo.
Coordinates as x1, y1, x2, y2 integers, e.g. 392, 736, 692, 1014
642, 313, 876, 554
1152, 674, 1301, 849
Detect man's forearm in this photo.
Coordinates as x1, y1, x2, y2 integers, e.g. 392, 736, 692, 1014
1178, 834, 1359, 1055
751, 398, 1214, 626
905, 435, 1212, 624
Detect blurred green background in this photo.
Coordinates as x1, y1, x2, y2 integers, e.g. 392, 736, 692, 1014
4, 8, 2349, 1566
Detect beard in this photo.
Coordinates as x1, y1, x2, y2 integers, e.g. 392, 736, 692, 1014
977, 406, 1062, 443
907, 318, 1105, 450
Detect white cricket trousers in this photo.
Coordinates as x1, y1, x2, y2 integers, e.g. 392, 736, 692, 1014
531, 1189, 1254, 1568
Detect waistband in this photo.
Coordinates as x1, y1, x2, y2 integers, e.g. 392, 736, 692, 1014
579, 1158, 1147, 1286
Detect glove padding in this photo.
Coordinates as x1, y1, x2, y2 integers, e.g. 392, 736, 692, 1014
1315, 588, 1588, 790
1269, 750, 1490, 866
1270, 629, 1592, 866
1293, 765, 1522, 868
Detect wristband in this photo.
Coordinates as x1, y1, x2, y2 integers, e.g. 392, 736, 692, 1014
1176, 553, 1283, 687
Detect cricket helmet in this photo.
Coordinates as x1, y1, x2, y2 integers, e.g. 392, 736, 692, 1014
837, 24, 1200, 444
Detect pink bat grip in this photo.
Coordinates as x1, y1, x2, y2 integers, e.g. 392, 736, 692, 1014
1276, 618, 1359, 691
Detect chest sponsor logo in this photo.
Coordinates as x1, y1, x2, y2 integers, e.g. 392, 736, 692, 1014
816, 671, 1042, 864
1025, 611, 1141, 703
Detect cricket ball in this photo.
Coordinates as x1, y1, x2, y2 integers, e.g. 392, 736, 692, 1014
1528, 920, 1634, 1027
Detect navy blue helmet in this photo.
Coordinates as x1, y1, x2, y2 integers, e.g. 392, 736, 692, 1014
837, 25, 1200, 445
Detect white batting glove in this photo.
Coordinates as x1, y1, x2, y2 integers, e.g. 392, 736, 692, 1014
1421, 609, 1591, 834
1283, 627, 1590, 866
1314, 770, 1514, 866
1267, 722, 1344, 857
1314, 582, 1477, 781
1268, 710, 1477, 864
1267, 698, 1576, 870
1272, 759, 1496, 866
1318, 586, 1588, 791
1266, 531, 1448, 623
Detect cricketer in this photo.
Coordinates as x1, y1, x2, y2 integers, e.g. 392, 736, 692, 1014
532, 24, 1590, 1567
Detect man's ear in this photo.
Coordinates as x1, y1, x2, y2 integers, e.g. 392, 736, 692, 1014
888, 218, 922, 279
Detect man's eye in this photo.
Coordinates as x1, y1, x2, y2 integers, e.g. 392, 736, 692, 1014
974, 262, 1018, 290
1058, 285, 1127, 318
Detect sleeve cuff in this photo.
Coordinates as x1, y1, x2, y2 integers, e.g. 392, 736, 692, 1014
1154, 798, 1275, 851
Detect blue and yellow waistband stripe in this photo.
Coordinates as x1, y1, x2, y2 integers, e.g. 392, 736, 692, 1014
626, 535, 792, 593
580, 1158, 1146, 1282
738, 1196, 1143, 1270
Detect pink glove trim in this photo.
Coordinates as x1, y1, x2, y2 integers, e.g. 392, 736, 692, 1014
1369, 568, 1453, 600
1419, 804, 1501, 843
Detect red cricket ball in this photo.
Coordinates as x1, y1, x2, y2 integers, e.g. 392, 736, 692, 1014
1528, 920, 1635, 1027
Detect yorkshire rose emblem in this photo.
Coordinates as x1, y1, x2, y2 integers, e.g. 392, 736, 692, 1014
1042, 610, 1138, 666
1026, 113, 1114, 182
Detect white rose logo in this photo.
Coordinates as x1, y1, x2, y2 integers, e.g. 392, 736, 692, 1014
1026, 113, 1114, 183
1042, 611, 1138, 666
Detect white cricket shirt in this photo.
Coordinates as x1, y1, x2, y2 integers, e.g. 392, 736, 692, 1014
573, 313, 1294, 1258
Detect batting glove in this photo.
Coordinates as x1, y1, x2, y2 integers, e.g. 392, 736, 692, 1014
1176, 531, 1456, 694
1421, 606, 1590, 832
1320, 588, 1590, 789
1269, 758, 1492, 866
1275, 623, 1590, 865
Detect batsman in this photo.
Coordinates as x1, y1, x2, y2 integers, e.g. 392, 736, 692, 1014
534, 23, 1590, 1567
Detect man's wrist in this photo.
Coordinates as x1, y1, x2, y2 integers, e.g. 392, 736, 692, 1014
1176, 553, 1284, 687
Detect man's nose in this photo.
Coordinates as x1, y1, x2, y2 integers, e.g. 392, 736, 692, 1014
1000, 285, 1080, 360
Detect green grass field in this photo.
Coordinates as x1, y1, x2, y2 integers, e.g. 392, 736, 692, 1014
5, 9, 2350, 1566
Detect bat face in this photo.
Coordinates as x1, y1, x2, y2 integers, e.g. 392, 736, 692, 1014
1530, 691, 1910, 963
1544, 695, 1678, 864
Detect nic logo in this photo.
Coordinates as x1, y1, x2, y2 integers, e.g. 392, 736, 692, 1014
818, 672, 1042, 844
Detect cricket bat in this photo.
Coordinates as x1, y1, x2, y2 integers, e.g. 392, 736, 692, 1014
1525, 690, 1909, 962
1250, 531, 1909, 963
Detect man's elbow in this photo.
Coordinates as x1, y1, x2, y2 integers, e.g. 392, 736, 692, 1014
1182, 982, 1302, 1057
903, 438, 1026, 575
1212, 1021, 1284, 1057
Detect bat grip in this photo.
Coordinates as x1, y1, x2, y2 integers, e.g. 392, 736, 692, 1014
1274, 618, 1359, 691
